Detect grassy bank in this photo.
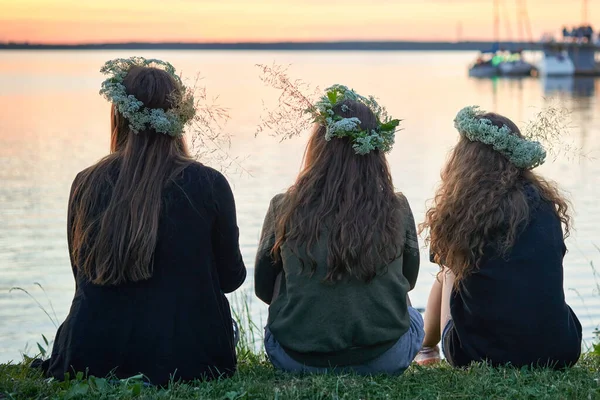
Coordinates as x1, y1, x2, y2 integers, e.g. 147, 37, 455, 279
2, 296, 600, 399
4, 263, 600, 400
1, 353, 600, 400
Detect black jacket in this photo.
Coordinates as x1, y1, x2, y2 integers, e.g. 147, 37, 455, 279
443, 185, 582, 368
44, 162, 246, 385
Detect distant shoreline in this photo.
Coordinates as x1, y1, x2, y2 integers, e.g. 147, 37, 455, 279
0, 41, 544, 51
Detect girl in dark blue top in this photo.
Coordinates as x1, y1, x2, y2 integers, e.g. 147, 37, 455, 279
416, 107, 582, 368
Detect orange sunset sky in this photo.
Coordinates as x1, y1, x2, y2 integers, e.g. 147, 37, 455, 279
0, 0, 596, 44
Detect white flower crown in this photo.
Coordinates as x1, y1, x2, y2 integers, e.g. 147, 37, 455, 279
99, 57, 196, 137
309, 85, 401, 155
454, 106, 546, 169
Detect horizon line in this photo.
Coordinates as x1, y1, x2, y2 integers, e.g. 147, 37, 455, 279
0, 40, 545, 52
1, 39, 539, 46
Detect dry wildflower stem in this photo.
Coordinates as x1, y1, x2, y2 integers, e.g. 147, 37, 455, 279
255, 63, 321, 141
524, 101, 593, 163
185, 74, 249, 175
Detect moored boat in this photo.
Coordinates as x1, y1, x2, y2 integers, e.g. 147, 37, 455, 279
469, 51, 501, 77
538, 49, 575, 76
498, 51, 535, 76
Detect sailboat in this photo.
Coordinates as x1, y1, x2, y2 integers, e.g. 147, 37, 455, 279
469, 48, 502, 77
497, 0, 535, 76
469, 0, 535, 77
498, 50, 534, 76
468, 0, 502, 77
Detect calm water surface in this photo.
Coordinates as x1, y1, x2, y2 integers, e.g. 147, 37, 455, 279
0, 50, 599, 362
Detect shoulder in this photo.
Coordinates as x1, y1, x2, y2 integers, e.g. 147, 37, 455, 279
524, 183, 542, 209
70, 170, 85, 193
71, 156, 120, 188
68, 159, 120, 213
181, 162, 226, 184
74, 165, 93, 183
67, 170, 86, 206
69, 160, 114, 197
524, 184, 561, 226
395, 192, 410, 208
265, 193, 286, 216
394, 192, 414, 219
71, 163, 100, 187
270, 193, 286, 207
178, 162, 235, 195
395, 192, 419, 248
532, 199, 562, 230
167, 163, 237, 212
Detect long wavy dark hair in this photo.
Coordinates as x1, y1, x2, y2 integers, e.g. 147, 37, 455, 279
420, 112, 571, 285
71, 66, 192, 285
272, 100, 404, 283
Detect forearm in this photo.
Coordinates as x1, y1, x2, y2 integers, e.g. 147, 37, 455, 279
403, 247, 420, 290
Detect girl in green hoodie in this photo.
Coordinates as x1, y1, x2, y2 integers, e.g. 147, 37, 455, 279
254, 85, 423, 375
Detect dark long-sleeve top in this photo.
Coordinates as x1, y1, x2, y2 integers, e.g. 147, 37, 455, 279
44, 162, 246, 385
254, 193, 420, 367
442, 185, 582, 368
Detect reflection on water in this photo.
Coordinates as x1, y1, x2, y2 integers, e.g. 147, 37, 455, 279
543, 77, 596, 98
0, 51, 599, 363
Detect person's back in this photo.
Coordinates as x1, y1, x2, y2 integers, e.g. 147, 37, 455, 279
447, 185, 581, 368
255, 85, 423, 375
262, 192, 418, 368
417, 106, 582, 368
43, 58, 246, 385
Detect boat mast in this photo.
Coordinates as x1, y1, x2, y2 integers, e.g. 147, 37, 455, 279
583, 0, 589, 24
516, 0, 533, 43
494, 0, 500, 43
517, 0, 524, 41
500, 0, 513, 41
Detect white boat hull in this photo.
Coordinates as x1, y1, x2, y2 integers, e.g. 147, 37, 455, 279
538, 56, 575, 76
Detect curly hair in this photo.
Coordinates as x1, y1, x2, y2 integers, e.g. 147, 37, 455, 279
420, 112, 571, 285
272, 100, 405, 283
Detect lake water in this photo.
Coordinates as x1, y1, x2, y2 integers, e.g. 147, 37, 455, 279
0, 50, 599, 363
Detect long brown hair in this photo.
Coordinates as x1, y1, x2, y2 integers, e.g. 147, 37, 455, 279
421, 112, 571, 284
71, 66, 192, 285
272, 100, 404, 283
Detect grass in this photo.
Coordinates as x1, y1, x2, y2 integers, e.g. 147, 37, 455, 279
2, 292, 600, 400
4, 299, 599, 400
2, 296, 600, 400
3, 289, 598, 399
1, 354, 600, 400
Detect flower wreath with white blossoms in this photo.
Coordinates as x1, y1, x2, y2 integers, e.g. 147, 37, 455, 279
454, 106, 547, 169
99, 57, 196, 137
309, 84, 401, 155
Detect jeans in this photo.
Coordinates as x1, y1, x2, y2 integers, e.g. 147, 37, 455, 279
264, 306, 425, 375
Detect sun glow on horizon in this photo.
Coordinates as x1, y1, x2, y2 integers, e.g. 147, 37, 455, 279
0, 0, 596, 44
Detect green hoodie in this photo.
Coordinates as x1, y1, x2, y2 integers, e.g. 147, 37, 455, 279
254, 193, 420, 367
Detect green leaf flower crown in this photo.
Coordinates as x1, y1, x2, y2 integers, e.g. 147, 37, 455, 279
308, 84, 401, 155
99, 57, 196, 137
454, 106, 547, 169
